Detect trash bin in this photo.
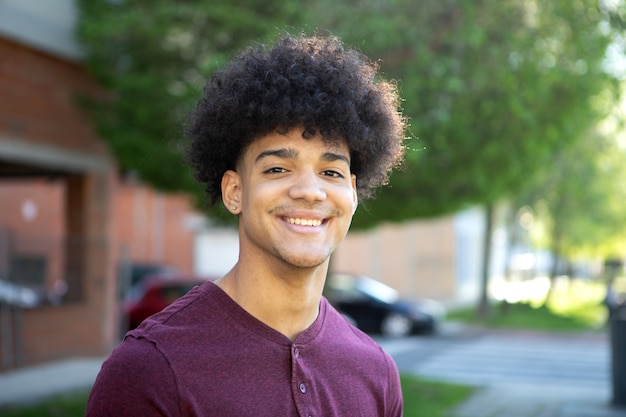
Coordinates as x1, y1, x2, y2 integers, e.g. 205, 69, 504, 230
612, 304, 626, 407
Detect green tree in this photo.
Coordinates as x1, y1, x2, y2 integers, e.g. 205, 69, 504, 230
518, 115, 626, 288
77, 0, 301, 217
304, 0, 622, 315
306, 0, 619, 224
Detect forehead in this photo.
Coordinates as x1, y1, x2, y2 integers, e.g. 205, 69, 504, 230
242, 129, 350, 162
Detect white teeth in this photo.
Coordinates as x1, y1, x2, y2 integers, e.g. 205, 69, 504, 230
287, 218, 322, 227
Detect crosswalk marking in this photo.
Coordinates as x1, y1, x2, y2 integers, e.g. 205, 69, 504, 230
379, 334, 611, 389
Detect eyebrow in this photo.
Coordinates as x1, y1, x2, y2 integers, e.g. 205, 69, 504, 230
254, 148, 350, 166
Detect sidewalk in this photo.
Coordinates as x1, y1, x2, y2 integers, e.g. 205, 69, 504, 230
447, 325, 626, 417
454, 383, 626, 417
0, 357, 104, 406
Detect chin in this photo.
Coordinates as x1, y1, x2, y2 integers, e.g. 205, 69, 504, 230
284, 254, 330, 270
289, 260, 327, 270
275, 243, 335, 270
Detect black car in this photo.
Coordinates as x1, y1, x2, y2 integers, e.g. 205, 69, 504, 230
326, 274, 445, 338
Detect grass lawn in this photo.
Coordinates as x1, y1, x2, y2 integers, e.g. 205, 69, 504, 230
449, 277, 610, 332
0, 390, 90, 417
401, 374, 476, 417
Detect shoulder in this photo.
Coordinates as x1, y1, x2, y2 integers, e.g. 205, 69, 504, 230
86, 336, 180, 416
141, 280, 215, 326
106, 335, 174, 380
125, 280, 262, 363
320, 298, 394, 364
132, 280, 229, 338
322, 298, 379, 344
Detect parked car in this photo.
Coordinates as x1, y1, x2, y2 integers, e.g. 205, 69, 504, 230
118, 261, 179, 299
325, 273, 445, 338
122, 274, 211, 330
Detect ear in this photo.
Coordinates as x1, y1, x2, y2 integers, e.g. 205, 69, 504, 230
221, 170, 242, 214
351, 174, 358, 215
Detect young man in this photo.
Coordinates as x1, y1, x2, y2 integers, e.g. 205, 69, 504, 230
86, 33, 406, 417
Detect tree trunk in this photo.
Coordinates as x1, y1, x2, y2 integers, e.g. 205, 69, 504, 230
543, 217, 563, 306
477, 204, 494, 318
499, 203, 520, 315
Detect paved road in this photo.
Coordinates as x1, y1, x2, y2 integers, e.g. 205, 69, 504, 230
378, 325, 609, 389
377, 325, 625, 417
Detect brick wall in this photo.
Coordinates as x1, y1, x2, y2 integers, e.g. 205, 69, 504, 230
0, 179, 65, 289
0, 36, 117, 369
0, 176, 200, 369
0, 37, 107, 155
113, 180, 197, 273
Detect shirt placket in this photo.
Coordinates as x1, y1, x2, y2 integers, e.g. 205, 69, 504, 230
291, 344, 316, 417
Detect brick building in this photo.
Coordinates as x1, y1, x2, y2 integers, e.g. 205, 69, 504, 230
0, 0, 201, 371
0, 0, 118, 370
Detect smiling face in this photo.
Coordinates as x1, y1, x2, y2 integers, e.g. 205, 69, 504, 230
222, 128, 358, 272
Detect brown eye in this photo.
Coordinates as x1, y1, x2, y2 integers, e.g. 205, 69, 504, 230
322, 170, 344, 178
265, 167, 287, 174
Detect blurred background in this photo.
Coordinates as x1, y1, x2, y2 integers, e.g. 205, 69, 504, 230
1, 1, 626, 413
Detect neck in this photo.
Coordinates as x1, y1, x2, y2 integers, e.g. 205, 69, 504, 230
216, 262, 328, 341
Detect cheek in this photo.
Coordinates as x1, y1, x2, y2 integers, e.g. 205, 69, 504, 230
242, 181, 276, 209
341, 183, 358, 209
350, 177, 358, 209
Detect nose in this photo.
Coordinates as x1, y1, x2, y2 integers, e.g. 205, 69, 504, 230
288, 169, 327, 202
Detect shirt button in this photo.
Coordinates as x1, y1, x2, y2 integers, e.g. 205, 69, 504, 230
299, 383, 307, 394
294, 348, 300, 358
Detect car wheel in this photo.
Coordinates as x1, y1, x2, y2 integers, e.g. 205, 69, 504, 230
381, 313, 412, 338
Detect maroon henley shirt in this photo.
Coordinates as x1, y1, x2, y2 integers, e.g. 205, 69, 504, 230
86, 281, 403, 416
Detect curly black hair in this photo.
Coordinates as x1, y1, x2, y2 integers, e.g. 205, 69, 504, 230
186, 33, 406, 205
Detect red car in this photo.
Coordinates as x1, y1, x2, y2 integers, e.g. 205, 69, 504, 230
122, 275, 212, 330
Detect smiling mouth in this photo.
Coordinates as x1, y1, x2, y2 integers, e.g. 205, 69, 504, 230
286, 218, 323, 227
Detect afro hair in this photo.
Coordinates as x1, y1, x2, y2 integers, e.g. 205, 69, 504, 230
186, 33, 406, 205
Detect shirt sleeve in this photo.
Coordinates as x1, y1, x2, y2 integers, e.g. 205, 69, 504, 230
85, 335, 180, 417
384, 352, 404, 417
